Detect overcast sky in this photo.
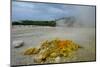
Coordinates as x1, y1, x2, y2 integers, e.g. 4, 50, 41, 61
12, 1, 78, 21
12, 1, 95, 23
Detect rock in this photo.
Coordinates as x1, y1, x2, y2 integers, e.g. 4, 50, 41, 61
55, 56, 61, 63
13, 40, 24, 48
24, 48, 39, 55
33, 54, 43, 63
33, 49, 50, 63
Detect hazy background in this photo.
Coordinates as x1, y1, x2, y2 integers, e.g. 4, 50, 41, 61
12, 1, 95, 28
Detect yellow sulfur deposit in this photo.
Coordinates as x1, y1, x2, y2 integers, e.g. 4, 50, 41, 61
24, 48, 38, 55
23, 39, 82, 63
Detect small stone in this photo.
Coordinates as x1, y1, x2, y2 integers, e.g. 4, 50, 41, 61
55, 56, 61, 63
13, 40, 24, 48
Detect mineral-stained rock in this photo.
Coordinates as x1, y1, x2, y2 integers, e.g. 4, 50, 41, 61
23, 39, 82, 64
33, 49, 50, 63
24, 48, 39, 55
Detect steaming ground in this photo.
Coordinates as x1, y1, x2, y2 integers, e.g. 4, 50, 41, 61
11, 25, 96, 65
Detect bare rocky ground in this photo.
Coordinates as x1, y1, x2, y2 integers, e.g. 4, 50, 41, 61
11, 25, 96, 66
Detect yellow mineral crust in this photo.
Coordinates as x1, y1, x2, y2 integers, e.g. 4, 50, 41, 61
23, 39, 81, 63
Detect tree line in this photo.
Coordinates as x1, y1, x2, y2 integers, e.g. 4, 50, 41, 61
12, 20, 56, 27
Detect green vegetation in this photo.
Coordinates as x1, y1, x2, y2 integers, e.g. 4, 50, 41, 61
12, 20, 56, 27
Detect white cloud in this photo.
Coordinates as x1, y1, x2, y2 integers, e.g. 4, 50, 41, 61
48, 7, 64, 14
13, 1, 35, 8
